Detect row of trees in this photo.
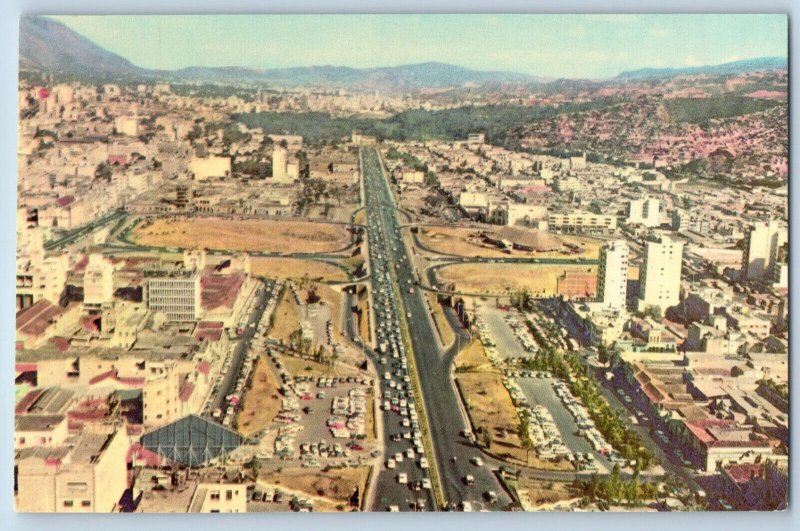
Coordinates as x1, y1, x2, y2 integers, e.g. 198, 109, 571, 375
577, 466, 658, 507
520, 318, 657, 470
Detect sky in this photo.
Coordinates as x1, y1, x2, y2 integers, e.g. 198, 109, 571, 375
52, 14, 787, 78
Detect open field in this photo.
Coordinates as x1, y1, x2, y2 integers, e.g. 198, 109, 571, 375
259, 466, 371, 511
280, 355, 337, 379
457, 371, 521, 453
454, 339, 495, 373
251, 258, 348, 282
456, 341, 574, 470
268, 288, 301, 343
236, 357, 282, 437
132, 218, 350, 254
515, 479, 579, 510
436, 263, 597, 295
353, 209, 366, 226
425, 292, 455, 348
418, 226, 601, 259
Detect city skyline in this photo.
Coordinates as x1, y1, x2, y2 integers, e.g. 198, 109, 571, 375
51, 14, 787, 78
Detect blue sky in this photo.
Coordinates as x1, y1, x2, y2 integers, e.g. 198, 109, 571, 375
52, 14, 787, 78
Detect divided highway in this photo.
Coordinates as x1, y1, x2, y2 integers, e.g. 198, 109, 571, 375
361, 148, 510, 511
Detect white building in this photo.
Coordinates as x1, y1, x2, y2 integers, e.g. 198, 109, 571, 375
114, 115, 138, 137
146, 271, 201, 321
741, 219, 787, 283
271, 146, 291, 182
597, 240, 629, 311
189, 156, 231, 180
627, 197, 661, 227
638, 234, 685, 315
83, 254, 115, 305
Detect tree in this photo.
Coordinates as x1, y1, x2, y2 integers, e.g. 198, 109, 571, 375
518, 414, 533, 463
481, 430, 493, 450
597, 344, 611, 368
251, 458, 261, 480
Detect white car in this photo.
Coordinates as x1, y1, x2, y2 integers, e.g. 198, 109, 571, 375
419, 457, 429, 469
386, 458, 396, 470
395, 452, 404, 463
398, 473, 408, 484
422, 478, 432, 489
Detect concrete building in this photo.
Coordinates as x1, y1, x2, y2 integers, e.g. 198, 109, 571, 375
741, 219, 787, 283
189, 156, 231, 181
401, 170, 425, 184
467, 133, 485, 145
271, 146, 288, 182
627, 197, 661, 227
597, 240, 629, 310
189, 483, 247, 513
547, 211, 617, 234
638, 234, 685, 315
114, 115, 138, 137
146, 271, 201, 322
15, 426, 128, 512
142, 361, 181, 429
83, 254, 115, 306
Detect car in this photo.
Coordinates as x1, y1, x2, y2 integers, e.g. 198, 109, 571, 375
422, 478, 432, 490
463, 475, 475, 486
419, 457, 429, 469
471, 456, 484, 467
397, 473, 408, 484
388, 505, 400, 512
395, 452, 404, 463
386, 458, 396, 469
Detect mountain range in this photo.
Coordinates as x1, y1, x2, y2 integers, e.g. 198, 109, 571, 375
19, 16, 787, 90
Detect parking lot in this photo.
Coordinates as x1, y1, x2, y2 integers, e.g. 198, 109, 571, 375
516, 376, 613, 474
477, 307, 538, 361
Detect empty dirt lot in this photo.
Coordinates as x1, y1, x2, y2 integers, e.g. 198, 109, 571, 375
436, 263, 597, 296
418, 226, 601, 259
251, 258, 348, 282
236, 357, 282, 437
132, 218, 350, 254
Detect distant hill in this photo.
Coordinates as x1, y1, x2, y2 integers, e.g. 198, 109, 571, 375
172, 62, 540, 89
18, 16, 540, 90
617, 57, 787, 80
19, 16, 787, 89
20, 15, 144, 76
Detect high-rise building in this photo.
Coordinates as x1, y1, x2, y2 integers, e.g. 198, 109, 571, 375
638, 234, 685, 315
741, 219, 788, 283
145, 270, 201, 321
597, 240, 629, 310
271, 146, 289, 182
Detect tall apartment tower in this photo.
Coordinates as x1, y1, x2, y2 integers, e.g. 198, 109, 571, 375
638, 234, 685, 315
597, 240, 629, 311
741, 219, 788, 283
271, 146, 288, 182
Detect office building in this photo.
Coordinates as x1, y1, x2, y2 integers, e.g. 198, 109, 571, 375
741, 219, 788, 283
597, 240, 629, 310
146, 271, 201, 321
638, 234, 685, 315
